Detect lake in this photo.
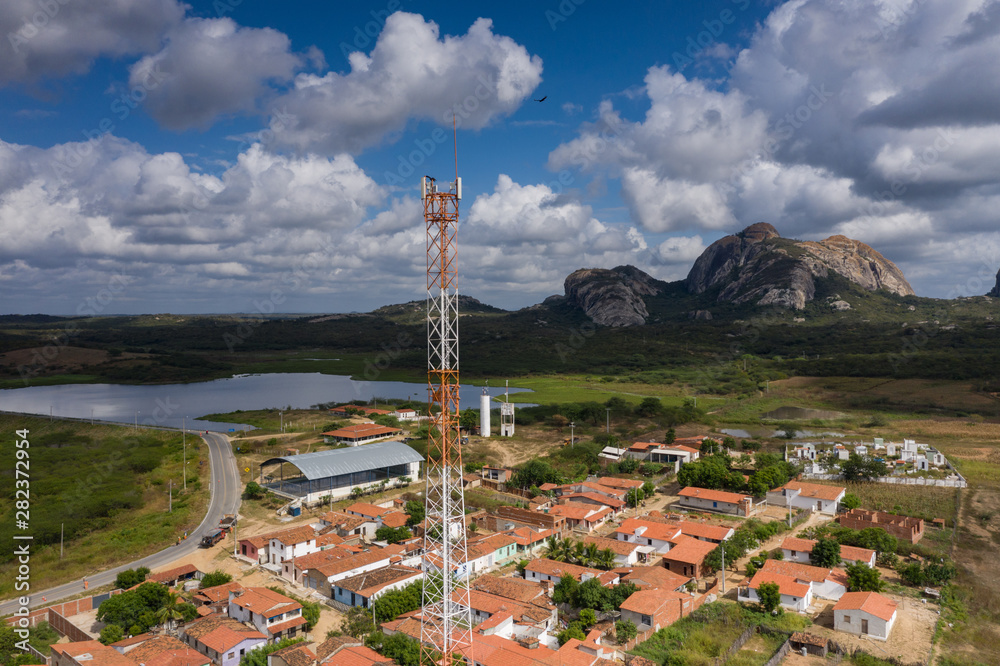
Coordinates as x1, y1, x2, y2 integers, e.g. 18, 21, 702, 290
0, 373, 532, 432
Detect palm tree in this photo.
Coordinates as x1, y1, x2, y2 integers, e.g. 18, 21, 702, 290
582, 542, 601, 568
544, 536, 566, 562
155, 592, 185, 634
596, 548, 617, 571
571, 540, 588, 566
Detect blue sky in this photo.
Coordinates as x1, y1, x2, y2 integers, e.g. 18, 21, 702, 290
2, 0, 999, 314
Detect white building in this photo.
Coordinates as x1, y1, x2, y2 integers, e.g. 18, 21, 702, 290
833, 591, 898, 641
766, 481, 845, 515
227, 588, 306, 643
738, 571, 812, 612
780, 537, 876, 567
259, 440, 422, 504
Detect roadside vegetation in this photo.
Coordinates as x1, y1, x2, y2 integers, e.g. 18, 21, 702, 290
0, 414, 208, 599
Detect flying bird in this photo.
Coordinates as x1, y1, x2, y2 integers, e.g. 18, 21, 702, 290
534, 96, 547, 102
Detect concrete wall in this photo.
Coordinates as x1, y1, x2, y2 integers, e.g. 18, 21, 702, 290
677, 495, 741, 515
833, 609, 894, 640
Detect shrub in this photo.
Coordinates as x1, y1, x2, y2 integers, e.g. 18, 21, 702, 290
200, 570, 233, 588
616, 618, 638, 643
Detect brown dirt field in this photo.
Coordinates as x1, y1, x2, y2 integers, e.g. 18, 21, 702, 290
771, 377, 1000, 415
808, 594, 938, 665
0, 345, 152, 374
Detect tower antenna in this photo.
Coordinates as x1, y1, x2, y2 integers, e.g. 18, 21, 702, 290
420, 147, 472, 664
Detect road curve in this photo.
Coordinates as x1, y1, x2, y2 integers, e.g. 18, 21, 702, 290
0, 431, 241, 616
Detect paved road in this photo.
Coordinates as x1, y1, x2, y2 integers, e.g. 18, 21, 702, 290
0, 431, 241, 616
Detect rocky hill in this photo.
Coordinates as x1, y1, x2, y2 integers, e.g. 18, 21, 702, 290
685, 223, 914, 310
560, 265, 666, 327
990, 269, 1000, 297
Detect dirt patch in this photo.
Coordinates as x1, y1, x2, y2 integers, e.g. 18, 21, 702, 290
0, 346, 151, 375
806, 595, 938, 665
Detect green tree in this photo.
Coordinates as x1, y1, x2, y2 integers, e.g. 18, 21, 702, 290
366, 631, 421, 666
842, 493, 862, 510
664, 428, 676, 445
459, 408, 479, 432
200, 570, 233, 588
154, 592, 185, 633
552, 574, 579, 605
841, 453, 888, 482
810, 538, 842, 568
340, 606, 375, 637
635, 397, 663, 418
579, 608, 596, 629
625, 487, 645, 507
896, 561, 925, 587
114, 567, 150, 590
574, 578, 606, 610
616, 619, 638, 643
404, 500, 425, 527
757, 581, 781, 613
595, 549, 617, 571
243, 481, 265, 500
375, 526, 412, 544
511, 459, 562, 489
557, 622, 586, 646
99, 624, 124, 645
845, 562, 883, 592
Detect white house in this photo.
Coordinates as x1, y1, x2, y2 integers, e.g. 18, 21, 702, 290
833, 591, 898, 641
781, 537, 876, 567
738, 571, 812, 612
304, 549, 395, 598
392, 408, 418, 421
332, 565, 423, 608
677, 487, 753, 516
757, 560, 846, 601
227, 588, 306, 643
582, 535, 642, 566
267, 527, 318, 567
766, 481, 845, 515
615, 518, 683, 554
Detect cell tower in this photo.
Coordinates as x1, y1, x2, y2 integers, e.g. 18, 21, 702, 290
420, 171, 473, 665
500, 380, 515, 437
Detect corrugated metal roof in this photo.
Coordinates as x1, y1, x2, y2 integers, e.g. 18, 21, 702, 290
261, 440, 422, 480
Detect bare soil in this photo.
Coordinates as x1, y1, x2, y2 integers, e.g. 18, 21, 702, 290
807, 595, 938, 665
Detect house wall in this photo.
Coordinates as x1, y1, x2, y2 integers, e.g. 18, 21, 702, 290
781, 549, 811, 564
333, 572, 423, 608
811, 579, 846, 601
677, 495, 741, 515
268, 538, 317, 566
616, 531, 673, 554
834, 609, 894, 640
738, 587, 810, 612
662, 558, 701, 579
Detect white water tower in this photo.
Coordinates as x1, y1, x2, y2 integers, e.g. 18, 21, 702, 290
479, 387, 491, 438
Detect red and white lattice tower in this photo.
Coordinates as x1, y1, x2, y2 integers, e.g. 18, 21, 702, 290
420, 173, 473, 665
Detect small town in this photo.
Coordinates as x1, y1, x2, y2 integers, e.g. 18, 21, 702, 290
8, 402, 956, 666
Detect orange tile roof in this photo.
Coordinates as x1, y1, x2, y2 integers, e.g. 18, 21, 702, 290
472, 575, 546, 603
346, 502, 394, 518
312, 548, 392, 577
629, 442, 657, 451
267, 615, 309, 636
678, 486, 750, 505
616, 566, 689, 591
268, 643, 317, 666
120, 636, 209, 665
505, 526, 552, 546
475, 610, 514, 633
594, 477, 643, 489
148, 563, 200, 584
661, 535, 716, 564
616, 518, 683, 543
834, 591, 898, 621
620, 588, 689, 615
51, 641, 135, 665
197, 625, 266, 654
657, 444, 701, 454
561, 492, 626, 509
266, 525, 318, 546
760, 558, 832, 583
781, 537, 817, 553
675, 521, 734, 542
548, 502, 606, 521
779, 481, 846, 501
840, 545, 876, 562
748, 570, 810, 598
380, 511, 409, 528
335, 565, 422, 596
193, 581, 244, 604
230, 587, 301, 616
583, 534, 639, 557
334, 645, 395, 666
525, 558, 604, 581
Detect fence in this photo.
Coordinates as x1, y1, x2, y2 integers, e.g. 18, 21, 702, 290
3, 590, 123, 630
802, 473, 967, 488
48, 608, 92, 643
712, 625, 754, 665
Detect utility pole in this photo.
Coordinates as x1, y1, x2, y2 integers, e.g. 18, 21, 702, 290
183, 416, 186, 491
721, 543, 726, 594
168, 479, 172, 513
606, 409, 610, 433
570, 422, 575, 449
788, 501, 792, 528
60, 523, 64, 559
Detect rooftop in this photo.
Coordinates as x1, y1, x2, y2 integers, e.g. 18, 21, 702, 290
345, 502, 393, 518
322, 424, 402, 438
620, 588, 689, 615
677, 486, 751, 505
834, 591, 898, 621
230, 587, 302, 616
261, 439, 421, 481
748, 570, 810, 598
335, 565, 422, 597
778, 481, 846, 502
661, 535, 717, 564
760, 558, 832, 583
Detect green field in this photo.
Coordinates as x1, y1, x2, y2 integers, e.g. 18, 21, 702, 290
0, 415, 209, 599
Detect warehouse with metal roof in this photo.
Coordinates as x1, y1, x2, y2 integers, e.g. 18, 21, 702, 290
260, 440, 422, 504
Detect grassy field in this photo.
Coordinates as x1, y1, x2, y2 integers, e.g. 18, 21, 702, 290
808, 480, 959, 525
0, 414, 210, 599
